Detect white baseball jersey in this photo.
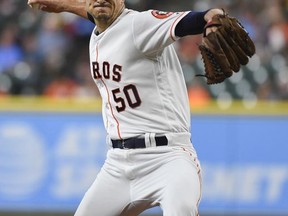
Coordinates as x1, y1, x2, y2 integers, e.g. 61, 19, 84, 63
89, 9, 190, 140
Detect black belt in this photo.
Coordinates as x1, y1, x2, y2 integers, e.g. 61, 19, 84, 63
112, 136, 168, 149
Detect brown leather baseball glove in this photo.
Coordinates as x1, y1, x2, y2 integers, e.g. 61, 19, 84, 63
198, 10, 256, 84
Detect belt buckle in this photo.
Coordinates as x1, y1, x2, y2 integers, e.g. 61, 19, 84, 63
121, 140, 128, 149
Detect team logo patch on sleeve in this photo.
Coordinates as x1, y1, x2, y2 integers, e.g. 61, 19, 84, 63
151, 10, 174, 19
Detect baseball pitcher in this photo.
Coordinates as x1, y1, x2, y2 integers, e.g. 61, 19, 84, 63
27, 0, 254, 215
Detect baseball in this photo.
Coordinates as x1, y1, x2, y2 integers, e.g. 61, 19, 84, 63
28, 3, 41, 10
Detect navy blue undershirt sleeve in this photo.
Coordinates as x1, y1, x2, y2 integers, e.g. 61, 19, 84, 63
175, 10, 209, 37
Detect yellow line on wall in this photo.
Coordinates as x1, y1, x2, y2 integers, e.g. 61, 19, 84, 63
0, 96, 288, 115
0, 96, 102, 113
190, 100, 288, 116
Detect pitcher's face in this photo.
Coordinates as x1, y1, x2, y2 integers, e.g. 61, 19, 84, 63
86, 0, 124, 21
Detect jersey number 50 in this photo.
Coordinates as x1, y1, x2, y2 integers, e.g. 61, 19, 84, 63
112, 84, 142, 112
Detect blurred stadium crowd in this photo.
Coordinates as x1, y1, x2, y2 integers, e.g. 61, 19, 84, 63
0, 0, 287, 103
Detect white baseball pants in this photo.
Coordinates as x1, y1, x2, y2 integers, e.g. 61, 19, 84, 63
75, 135, 202, 216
